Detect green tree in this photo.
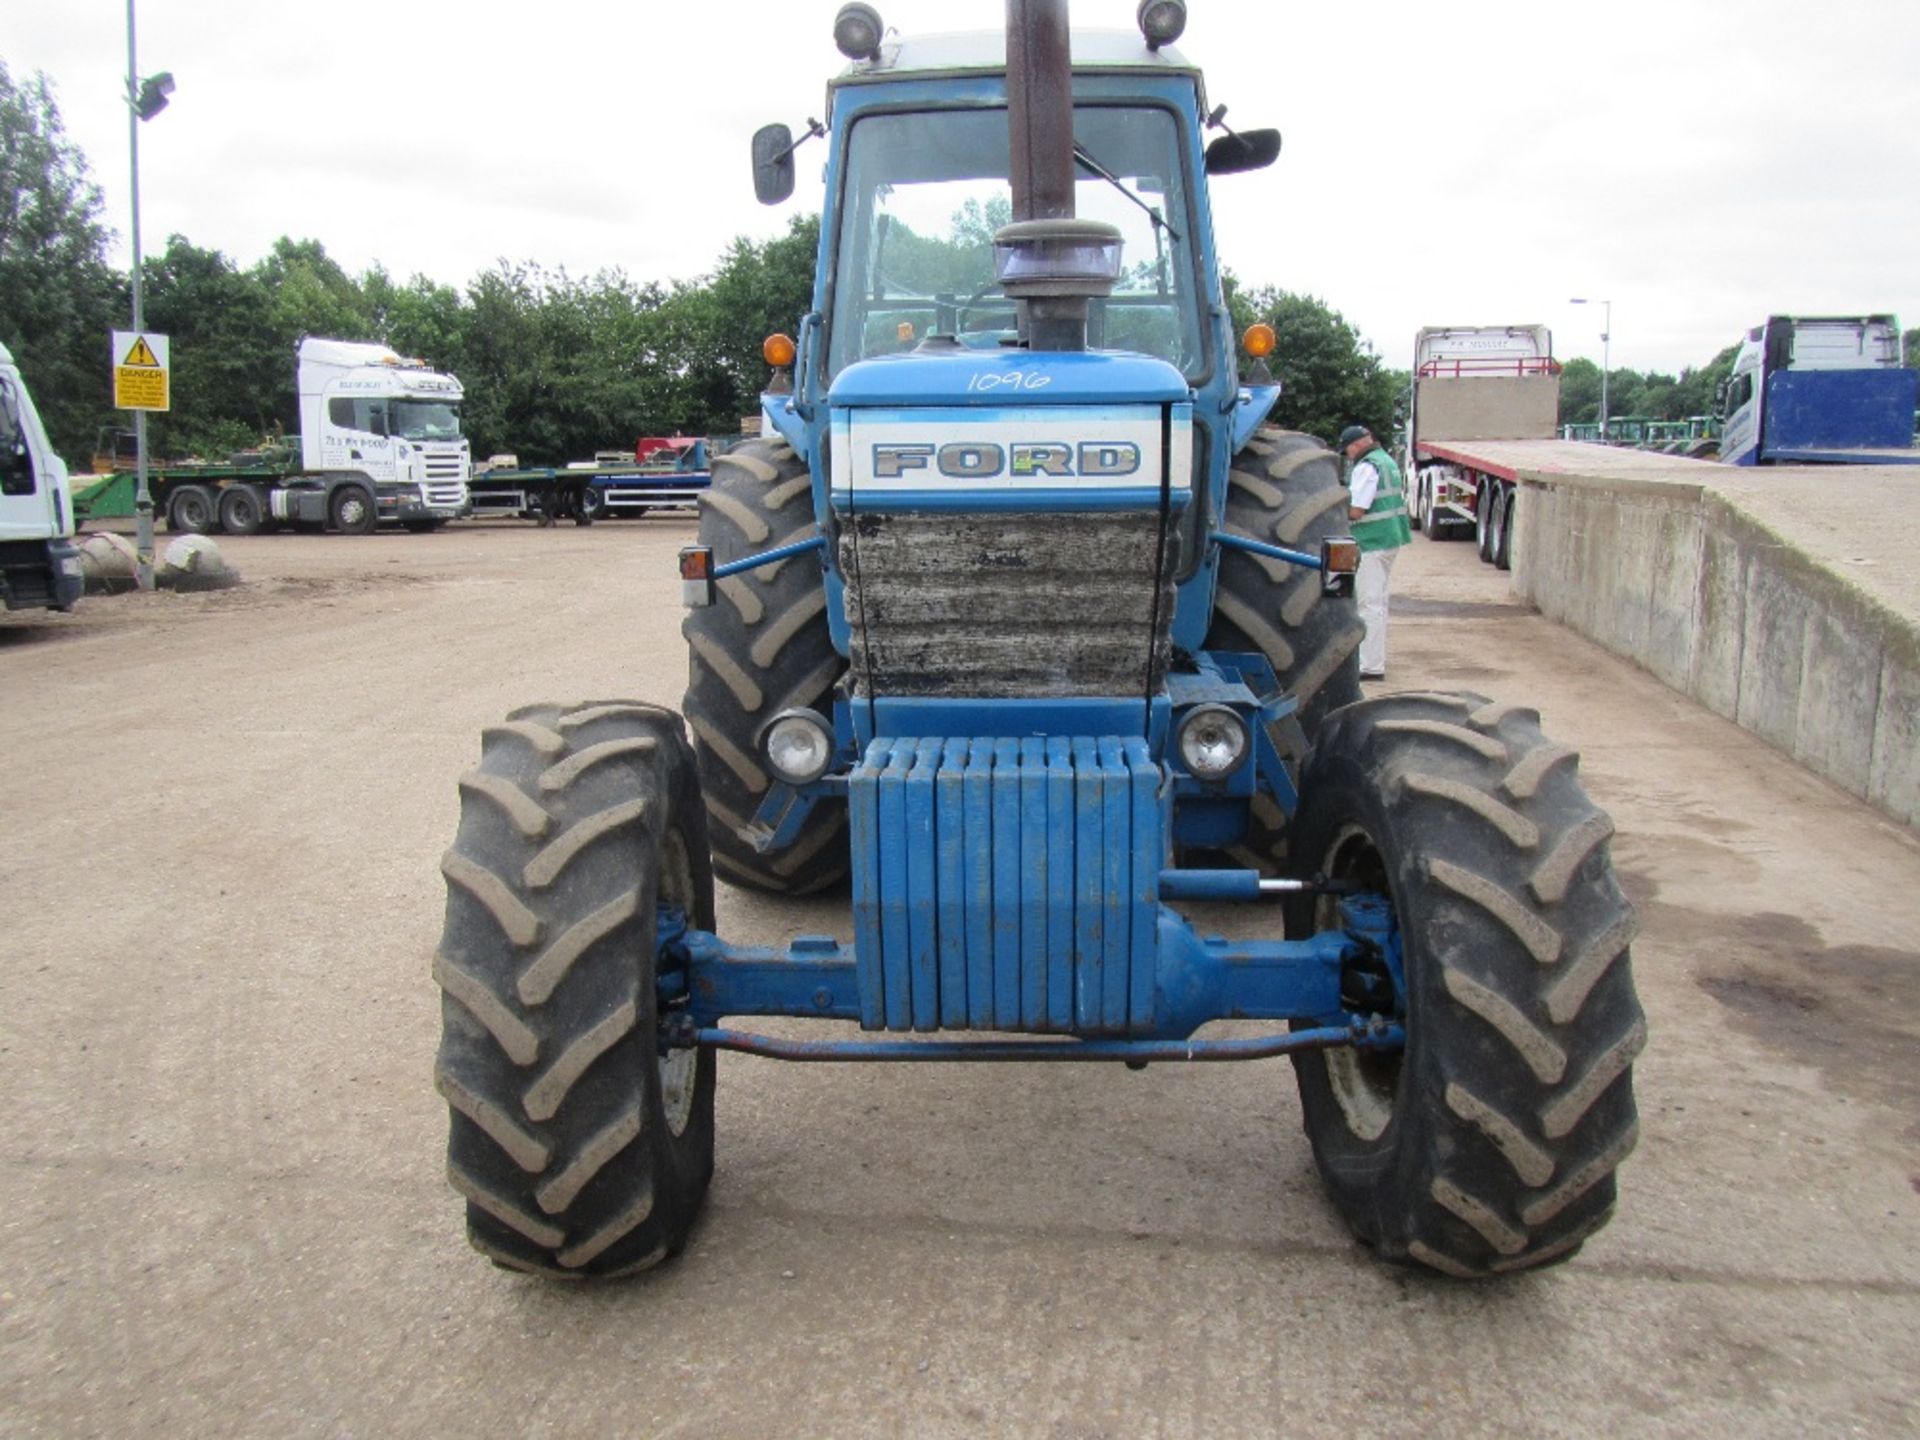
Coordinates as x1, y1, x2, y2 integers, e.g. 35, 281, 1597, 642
362, 266, 468, 374
1223, 274, 1401, 443
138, 236, 280, 457
1557, 357, 1601, 427
0, 60, 127, 463
663, 213, 820, 437
1673, 343, 1739, 419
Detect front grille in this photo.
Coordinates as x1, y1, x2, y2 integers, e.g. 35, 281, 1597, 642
423, 452, 465, 478
838, 510, 1172, 699
848, 734, 1162, 1034
424, 481, 466, 505
1, 543, 53, 608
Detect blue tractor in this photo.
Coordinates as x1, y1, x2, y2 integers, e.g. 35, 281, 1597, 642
433, 0, 1644, 1281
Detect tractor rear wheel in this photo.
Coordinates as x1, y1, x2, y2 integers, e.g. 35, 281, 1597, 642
1287, 691, 1645, 1277
434, 700, 717, 1278
681, 437, 848, 895
1206, 426, 1365, 870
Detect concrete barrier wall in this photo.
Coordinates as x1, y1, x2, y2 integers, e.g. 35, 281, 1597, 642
1513, 468, 1920, 830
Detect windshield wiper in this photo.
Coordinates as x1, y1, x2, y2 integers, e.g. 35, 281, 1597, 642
1072, 143, 1181, 243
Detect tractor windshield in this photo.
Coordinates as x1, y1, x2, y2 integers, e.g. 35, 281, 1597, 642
827, 104, 1204, 381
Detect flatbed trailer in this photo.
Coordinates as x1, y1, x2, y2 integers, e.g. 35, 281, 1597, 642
467, 462, 711, 522
1413, 435, 1738, 571
1404, 326, 1563, 571
73, 458, 467, 535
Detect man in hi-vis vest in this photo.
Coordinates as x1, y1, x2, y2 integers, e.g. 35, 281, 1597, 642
1337, 424, 1412, 680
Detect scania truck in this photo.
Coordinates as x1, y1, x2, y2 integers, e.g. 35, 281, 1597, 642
0, 340, 83, 612
1717, 315, 1920, 467
76, 337, 473, 534
1403, 324, 1561, 568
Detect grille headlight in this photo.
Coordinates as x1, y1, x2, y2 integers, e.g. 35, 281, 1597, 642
761, 709, 836, 785
1176, 704, 1249, 781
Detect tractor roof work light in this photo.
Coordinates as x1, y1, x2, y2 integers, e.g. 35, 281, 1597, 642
1136, 0, 1187, 49
834, 4, 884, 62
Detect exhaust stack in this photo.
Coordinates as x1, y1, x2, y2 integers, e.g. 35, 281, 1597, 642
998, 0, 1122, 352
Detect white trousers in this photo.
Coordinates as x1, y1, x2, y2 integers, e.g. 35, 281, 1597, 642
1357, 546, 1398, 676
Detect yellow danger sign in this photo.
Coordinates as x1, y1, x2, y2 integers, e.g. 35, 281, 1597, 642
112, 329, 170, 411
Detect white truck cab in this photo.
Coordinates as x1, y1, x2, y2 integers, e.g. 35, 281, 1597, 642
0, 340, 83, 612
295, 338, 472, 522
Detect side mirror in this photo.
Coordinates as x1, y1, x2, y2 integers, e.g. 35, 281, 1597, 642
752, 124, 797, 205
1204, 128, 1282, 175
1714, 379, 1729, 408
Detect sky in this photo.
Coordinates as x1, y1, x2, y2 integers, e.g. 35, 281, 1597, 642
12, 0, 1920, 375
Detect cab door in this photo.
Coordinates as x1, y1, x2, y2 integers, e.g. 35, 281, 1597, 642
0, 373, 66, 540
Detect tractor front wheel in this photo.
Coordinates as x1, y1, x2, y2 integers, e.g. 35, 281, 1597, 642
434, 700, 717, 1278
1205, 427, 1365, 870
1287, 691, 1645, 1277
681, 437, 848, 895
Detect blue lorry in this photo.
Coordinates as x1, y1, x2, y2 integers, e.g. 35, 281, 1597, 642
431, 0, 1644, 1282
1718, 314, 1920, 467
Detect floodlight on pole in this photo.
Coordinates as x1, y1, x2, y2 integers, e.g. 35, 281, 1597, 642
125, 1, 172, 590
1570, 297, 1612, 440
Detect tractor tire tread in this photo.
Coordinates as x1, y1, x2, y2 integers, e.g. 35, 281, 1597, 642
1205, 428, 1365, 870
1291, 692, 1644, 1277
682, 438, 848, 894
434, 701, 716, 1277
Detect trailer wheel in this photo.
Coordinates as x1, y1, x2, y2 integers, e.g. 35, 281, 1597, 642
217, 485, 266, 536
1286, 692, 1645, 1277
1495, 488, 1515, 572
434, 700, 717, 1278
1419, 475, 1448, 543
1475, 483, 1496, 562
329, 485, 376, 536
681, 437, 848, 895
168, 485, 215, 535
1205, 427, 1365, 871
578, 487, 605, 523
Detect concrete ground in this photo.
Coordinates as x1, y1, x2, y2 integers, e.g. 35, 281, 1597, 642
3, 519, 1917, 1437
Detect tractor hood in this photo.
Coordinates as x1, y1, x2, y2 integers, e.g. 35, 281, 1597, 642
828, 348, 1188, 409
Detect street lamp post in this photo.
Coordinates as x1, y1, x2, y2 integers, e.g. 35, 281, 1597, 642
1570, 297, 1611, 439
124, 0, 172, 591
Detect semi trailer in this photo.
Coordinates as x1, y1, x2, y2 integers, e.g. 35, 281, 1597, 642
467, 439, 713, 522
1717, 315, 1920, 468
0, 340, 83, 612
1404, 324, 1561, 569
76, 337, 473, 534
